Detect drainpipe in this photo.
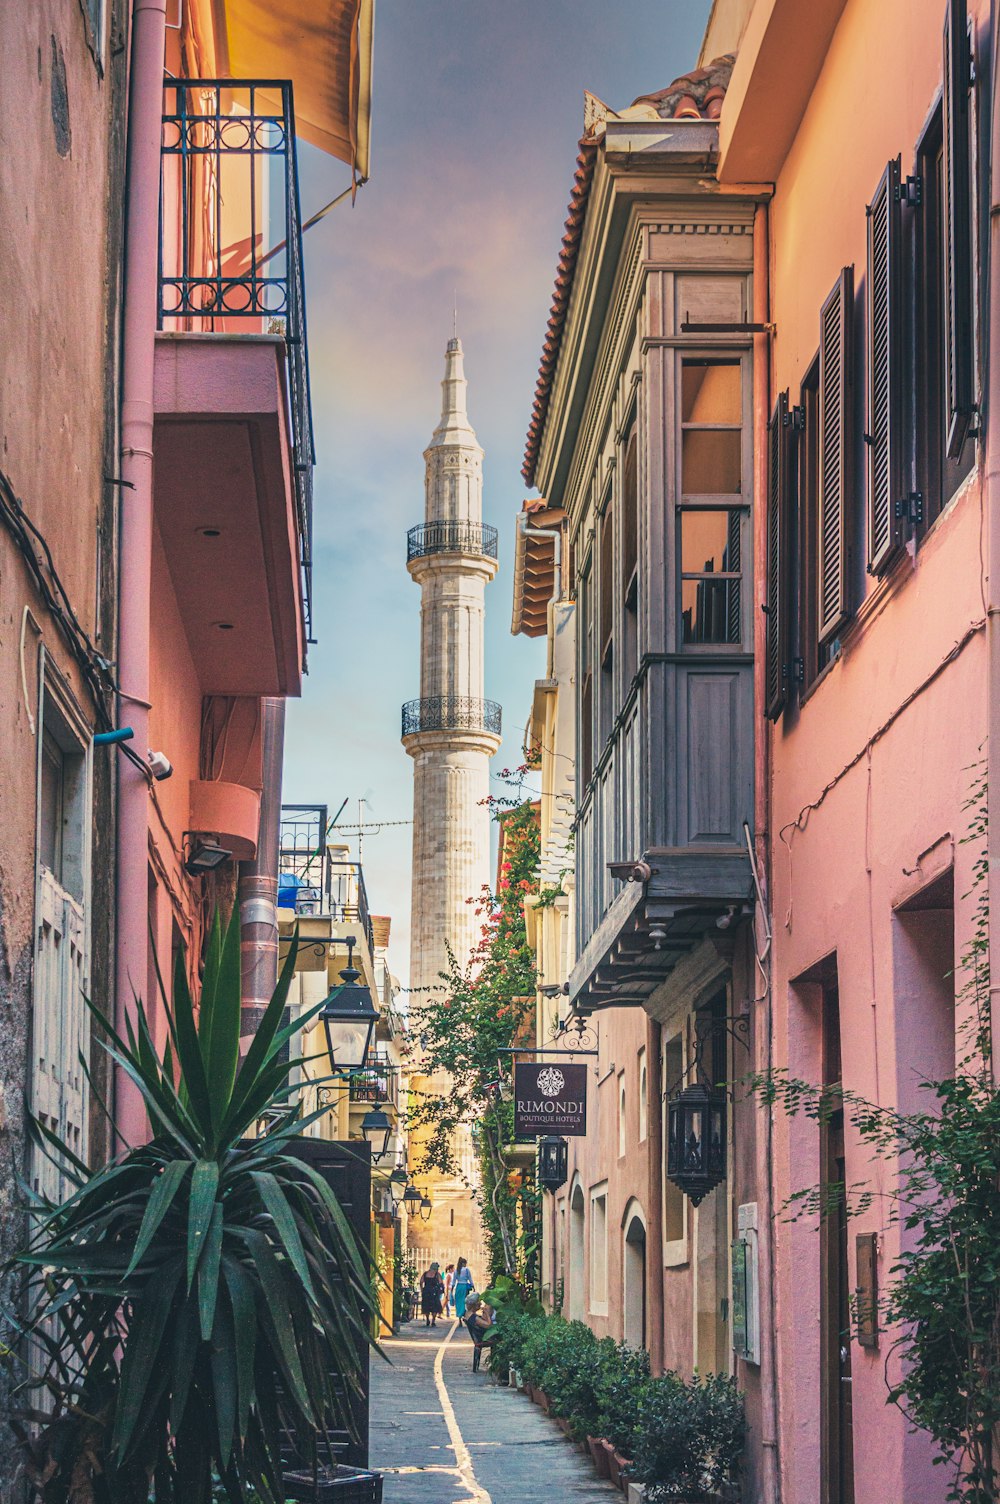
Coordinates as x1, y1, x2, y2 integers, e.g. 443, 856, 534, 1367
646, 1016, 664, 1375
239, 696, 285, 1044
115, 0, 167, 1145
986, 0, 1000, 1084
752, 198, 782, 1504
516, 510, 563, 607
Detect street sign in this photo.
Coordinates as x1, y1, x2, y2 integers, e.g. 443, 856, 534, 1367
514, 1061, 588, 1138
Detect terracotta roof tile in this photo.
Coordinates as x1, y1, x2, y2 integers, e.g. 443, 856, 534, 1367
521, 57, 735, 486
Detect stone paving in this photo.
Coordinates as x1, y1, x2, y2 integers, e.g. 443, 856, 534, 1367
370, 1318, 620, 1503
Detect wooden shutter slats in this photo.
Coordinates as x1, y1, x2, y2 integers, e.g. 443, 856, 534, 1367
866, 158, 902, 577
944, 0, 974, 456
818, 266, 854, 645
764, 391, 791, 721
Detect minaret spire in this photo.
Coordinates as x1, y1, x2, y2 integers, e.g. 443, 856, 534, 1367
402, 331, 501, 1275
428, 335, 477, 450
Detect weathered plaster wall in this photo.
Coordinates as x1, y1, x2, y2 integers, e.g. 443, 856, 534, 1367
0, 0, 126, 1489
762, 1, 992, 1498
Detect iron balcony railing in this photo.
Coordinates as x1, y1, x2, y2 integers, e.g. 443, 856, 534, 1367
407, 521, 499, 562
158, 80, 315, 643
348, 1063, 398, 1109
401, 695, 502, 738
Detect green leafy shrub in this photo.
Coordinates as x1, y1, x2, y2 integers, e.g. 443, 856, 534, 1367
598, 1343, 651, 1456
2, 912, 376, 1504
631, 1371, 746, 1500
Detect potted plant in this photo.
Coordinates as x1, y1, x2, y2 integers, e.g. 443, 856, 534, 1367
598, 1345, 650, 1491
629, 1371, 746, 1502
3, 912, 378, 1504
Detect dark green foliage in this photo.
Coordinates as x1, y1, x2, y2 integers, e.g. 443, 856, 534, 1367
3, 911, 376, 1504
484, 1310, 742, 1490
597, 1342, 650, 1457
630, 1372, 746, 1501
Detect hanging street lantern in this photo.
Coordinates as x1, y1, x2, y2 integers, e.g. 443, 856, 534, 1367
666, 1082, 726, 1205
361, 1106, 392, 1162
537, 1135, 569, 1193
318, 936, 378, 1073
419, 1195, 433, 1222
388, 1166, 408, 1206
402, 1183, 422, 1214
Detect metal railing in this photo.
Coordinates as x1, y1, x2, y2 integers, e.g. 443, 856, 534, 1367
401, 696, 502, 738
407, 521, 498, 562
349, 1059, 398, 1108
158, 80, 315, 643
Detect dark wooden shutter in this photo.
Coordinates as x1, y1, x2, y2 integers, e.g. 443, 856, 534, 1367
764, 391, 791, 721
818, 267, 854, 645
944, 0, 974, 456
866, 158, 903, 577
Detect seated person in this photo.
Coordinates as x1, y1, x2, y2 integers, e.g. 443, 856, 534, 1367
464, 1295, 495, 1371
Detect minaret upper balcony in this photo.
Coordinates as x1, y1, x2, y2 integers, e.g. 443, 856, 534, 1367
406, 520, 498, 563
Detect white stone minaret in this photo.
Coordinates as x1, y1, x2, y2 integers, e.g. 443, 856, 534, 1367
403, 336, 500, 1269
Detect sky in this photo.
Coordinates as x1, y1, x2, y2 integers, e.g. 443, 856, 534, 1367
282, 0, 713, 983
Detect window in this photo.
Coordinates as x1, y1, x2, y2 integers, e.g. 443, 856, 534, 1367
916, 108, 976, 527
818, 268, 855, 646
638, 1047, 648, 1142
30, 673, 92, 1205
866, 157, 904, 576
764, 391, 792, 719
679, 358, 746, 646
589, 1184, 609, 1313
621, 426, 639, 686
618, 1071, 626, 1158
569, 1182, 586, 1320
662, 1034, 686, 1258
599, 498, 614, 745
579, 563, 594, 789
942, 0, 975, 456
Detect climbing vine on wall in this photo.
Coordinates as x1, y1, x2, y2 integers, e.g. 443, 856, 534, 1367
410, 770, 541, 1281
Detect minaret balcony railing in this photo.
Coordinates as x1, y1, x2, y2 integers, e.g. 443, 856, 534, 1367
406, 521, 499, 562
401, 695, 502, 738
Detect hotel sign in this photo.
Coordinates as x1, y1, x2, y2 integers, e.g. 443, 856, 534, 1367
514, 1061, 588, 1138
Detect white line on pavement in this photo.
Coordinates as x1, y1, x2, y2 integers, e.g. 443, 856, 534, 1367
432, 1318, 493, 1504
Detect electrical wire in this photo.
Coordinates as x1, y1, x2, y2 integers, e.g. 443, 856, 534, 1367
0, 467, 117, 726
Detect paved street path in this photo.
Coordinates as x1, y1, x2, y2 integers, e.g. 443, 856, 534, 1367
371, 1319, 620, 1503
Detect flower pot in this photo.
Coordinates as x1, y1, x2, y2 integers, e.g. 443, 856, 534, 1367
608, 1452, 632, 1493
524, 1381, 535, 1402
536, 1387, 552, 1414
508, 1366, 517, 1389
587, 1436, 611, 1478
555, 1413, 572, 1436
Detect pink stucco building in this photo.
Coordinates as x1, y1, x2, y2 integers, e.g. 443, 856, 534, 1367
517, 0, 999, 1500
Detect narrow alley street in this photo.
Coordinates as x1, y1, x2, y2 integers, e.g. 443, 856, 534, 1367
371, 1322, 619, 1504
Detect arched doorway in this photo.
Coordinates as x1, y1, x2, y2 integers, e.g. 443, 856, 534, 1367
623, 1205, 647, 1349
568, 1179, 586, 1320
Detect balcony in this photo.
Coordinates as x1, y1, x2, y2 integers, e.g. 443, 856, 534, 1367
348, 1062, 398, 1110
406, 521, 498, 562
401, 695, 502, 738
153, 79, 314, 695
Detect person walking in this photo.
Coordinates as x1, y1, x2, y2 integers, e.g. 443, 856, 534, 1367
419, 1262, 444, 1328
443, 1262, 455, 1315
452, 1256, 474, 1319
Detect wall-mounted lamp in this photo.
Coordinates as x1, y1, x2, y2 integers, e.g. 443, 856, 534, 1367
184, 838, 232, 874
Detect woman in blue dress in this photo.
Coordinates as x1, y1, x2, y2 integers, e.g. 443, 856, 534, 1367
452, 1256, 474, 1319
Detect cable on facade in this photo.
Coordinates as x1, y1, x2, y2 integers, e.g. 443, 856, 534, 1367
0, 467, 117, 725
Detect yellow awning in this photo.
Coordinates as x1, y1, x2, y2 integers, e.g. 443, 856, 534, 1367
216, 0, 374, 177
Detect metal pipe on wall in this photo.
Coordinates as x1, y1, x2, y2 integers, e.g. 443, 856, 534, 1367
985, 0, 1000, 1084
115, 0, 167, 1144
753, 196, 782, 1504
646, 1015, 664, 1375
239, 696, 286, 1044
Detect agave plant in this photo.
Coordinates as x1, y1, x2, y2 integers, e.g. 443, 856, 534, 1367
4, 910, 376, 1504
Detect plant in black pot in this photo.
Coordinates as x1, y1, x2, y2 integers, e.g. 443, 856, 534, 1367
2, 911, 377, 1504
